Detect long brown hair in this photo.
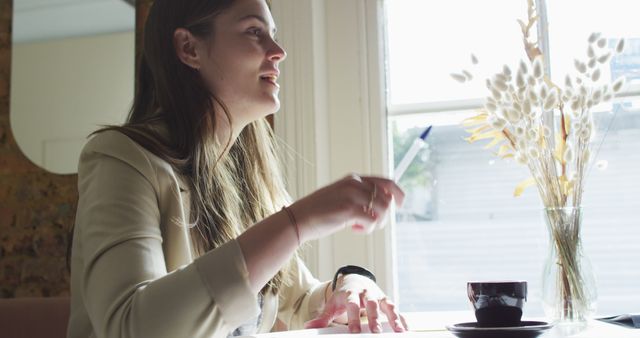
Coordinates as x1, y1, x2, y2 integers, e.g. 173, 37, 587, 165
90, 0, 292, 294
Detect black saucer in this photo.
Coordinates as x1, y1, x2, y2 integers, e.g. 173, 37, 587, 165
446, 321, 553, 338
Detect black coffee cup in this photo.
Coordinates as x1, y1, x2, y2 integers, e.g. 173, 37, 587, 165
467, 280, 527, 327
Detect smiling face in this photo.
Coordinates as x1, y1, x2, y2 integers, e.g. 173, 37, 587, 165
205, 0, 285, 124
174, 0, 286, 135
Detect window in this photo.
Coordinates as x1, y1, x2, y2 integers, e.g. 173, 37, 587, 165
386, 0, 640, 315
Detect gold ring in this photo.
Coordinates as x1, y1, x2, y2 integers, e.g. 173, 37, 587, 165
367, 185, 377, 213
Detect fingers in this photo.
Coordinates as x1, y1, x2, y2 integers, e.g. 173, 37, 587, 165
339, 174, 406, 234
380, 298, 405, 332
345, 291, 362, 334
400, 313, 409, 331
364, 290, 382, 333
304, 291, 347, 329
362, 176, 405, 207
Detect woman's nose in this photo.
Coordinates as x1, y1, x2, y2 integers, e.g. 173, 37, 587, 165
268, 40, 287, 62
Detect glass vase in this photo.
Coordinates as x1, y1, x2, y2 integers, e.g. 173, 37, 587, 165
541, 207, 597, 328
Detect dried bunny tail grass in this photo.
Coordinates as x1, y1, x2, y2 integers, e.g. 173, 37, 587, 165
565, 75, 573, 88
574, 60, 587, 74
533, 56, 544, 79
612, 77, 626, 92
597, 52, 611, 64
519, 60, 529, 75
588, 32, 601, 43
451, 73, 467, 83
616, 39, 626, 54
503, 65, 512, 77
516, 71, 526, 88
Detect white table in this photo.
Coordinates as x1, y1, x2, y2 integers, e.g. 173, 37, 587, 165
239, 311, 640, 338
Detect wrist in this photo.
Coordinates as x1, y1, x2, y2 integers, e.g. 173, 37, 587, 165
332, 265, 376, 292
287, 201, 312, 243
280, 206, 301, 246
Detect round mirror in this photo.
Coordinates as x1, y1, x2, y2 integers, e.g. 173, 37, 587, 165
10, 0, 135, 174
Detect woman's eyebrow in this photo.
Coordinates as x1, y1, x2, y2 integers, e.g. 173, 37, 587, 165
238, 14, 277, 35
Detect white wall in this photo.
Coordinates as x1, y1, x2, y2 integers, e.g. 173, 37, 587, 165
10, 31, 135, 174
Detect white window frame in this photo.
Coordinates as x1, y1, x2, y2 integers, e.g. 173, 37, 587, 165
271, 0, 396, 298
270, 0, 640, 304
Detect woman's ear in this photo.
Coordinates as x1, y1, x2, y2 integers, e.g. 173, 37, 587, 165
173, 28, 202, 70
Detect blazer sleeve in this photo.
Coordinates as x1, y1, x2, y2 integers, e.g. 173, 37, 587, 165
276, 257, 331, 330
75, 133, 260, 338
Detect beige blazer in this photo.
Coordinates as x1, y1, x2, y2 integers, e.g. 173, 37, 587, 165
67, 129, 329, 338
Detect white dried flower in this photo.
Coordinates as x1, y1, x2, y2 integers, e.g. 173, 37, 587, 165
515, 126, 526, 137
588, 58, 597, 69
485, 102, 497, 113
591, 69, 601, 82
503, 65, 512, 77
451, 73, 467, 83
495, 73, 508, 83
528, 89, 539, 104
488, 115, 507, 130
597, 37, 607, 48
471, 54, 479, 64
587, 46, 596, 58
579, 85, 588, 97
574, 60, 587, 73
603, 93, 612, 101
580, 127, 592, 141
565, 75, 573, 88
527, 75, 537, 86
571, 99, 581, 112
527, 128, 539, 142
517, 139, 527, 150
462, 70, 473, 80
592, 89, 602, 103
597, 52, 611, 64
543, 126, 552, 138
588, 32, 601, 43
533, 56, 544, 79
616, 39, 626, 53
522, 99, 532, 116
513, 101, 522, 111
516, 72, 526, 88
539, 83, 549, 99
544, 91, 558, 110
491, 87, 502, 100
519, 60, 528, 74
492, 78, 508, 92
563, 146, 575, 163
505, 108, 523, 124
612, 77, 626, 92
528, 147, 541, 159
515, 152, 528, 165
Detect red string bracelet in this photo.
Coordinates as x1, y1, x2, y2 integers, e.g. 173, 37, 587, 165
281, 206, 300, 245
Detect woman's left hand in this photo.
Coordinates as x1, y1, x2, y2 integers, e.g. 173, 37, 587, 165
304, 274, 409, 333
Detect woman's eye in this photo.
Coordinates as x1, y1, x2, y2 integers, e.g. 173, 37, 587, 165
248, 27, 262, 37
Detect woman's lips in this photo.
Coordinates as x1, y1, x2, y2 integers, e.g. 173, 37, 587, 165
260, 75, 279, 88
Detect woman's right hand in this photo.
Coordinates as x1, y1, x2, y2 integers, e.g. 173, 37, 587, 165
289, 174, 405, 243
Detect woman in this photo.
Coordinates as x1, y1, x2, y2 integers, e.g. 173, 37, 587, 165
66, 0, 407, 337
